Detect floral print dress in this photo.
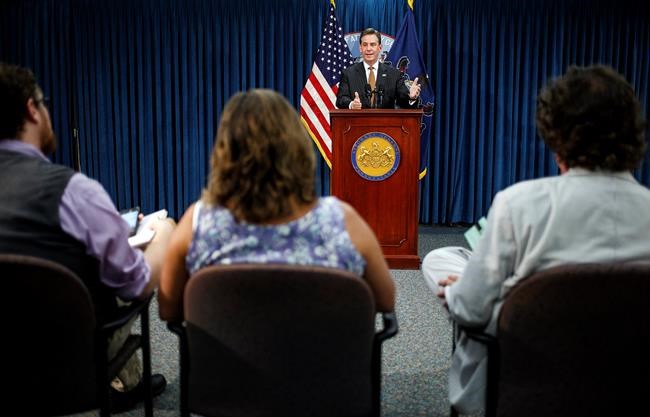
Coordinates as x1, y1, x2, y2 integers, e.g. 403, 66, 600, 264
186, 196, 366, 276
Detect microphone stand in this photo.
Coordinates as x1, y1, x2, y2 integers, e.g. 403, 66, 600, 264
364, 84, 372, 108
369, 87, 379, 109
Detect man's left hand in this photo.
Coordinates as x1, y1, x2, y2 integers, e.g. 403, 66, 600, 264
409, 77, 421, 100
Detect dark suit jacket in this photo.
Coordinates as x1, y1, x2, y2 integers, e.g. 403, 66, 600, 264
336, 61, 414, 109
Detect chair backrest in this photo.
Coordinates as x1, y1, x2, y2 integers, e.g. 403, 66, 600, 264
2, 253, 154, 417
494, 263, 650, 417
2, 253, 99, 414
182, 264, 377, 417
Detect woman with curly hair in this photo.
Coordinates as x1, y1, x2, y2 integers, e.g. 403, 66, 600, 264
159, 89, 395, 322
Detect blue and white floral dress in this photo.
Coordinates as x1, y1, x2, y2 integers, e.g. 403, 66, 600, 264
185, 196, 366, 276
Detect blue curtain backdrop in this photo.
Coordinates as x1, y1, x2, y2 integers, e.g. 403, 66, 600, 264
1, 0, 649, 222
0, 0, 76, 168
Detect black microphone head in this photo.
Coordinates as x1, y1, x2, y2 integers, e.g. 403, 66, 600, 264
364, 83, 371, 94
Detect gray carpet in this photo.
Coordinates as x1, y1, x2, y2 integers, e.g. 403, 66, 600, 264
72, 225, 479, 417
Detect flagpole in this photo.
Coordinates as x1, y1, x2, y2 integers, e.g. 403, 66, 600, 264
408, 0, 423, 178
299, 0, 354, 168
388, 0, 434, 180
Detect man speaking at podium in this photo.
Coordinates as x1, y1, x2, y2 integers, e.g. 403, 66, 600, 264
336, 27, 421, 110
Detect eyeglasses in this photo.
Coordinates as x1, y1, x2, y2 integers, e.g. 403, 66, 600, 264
34, 96, 50, 107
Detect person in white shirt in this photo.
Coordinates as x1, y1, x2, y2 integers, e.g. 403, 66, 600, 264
421, 65, 650, 414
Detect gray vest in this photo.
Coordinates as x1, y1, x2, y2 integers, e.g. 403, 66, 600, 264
0, 150, 117, 321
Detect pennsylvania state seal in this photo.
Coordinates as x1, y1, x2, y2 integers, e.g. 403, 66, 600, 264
351, 132, 400, 181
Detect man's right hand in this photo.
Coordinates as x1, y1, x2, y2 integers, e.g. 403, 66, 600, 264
350, 91, 362, 109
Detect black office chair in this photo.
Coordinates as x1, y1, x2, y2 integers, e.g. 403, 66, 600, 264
167, 264, 398, 417
453, 263, 650, 417
1, 253, 154, 417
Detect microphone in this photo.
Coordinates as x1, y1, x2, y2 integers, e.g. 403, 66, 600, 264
377, 85, 384, 108
364, 83, 372, 106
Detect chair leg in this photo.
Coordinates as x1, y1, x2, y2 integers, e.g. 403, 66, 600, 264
180, 334, 190, 417
449, 323, 459, 417
97, 335, 111, 417
141, 307, 153, 417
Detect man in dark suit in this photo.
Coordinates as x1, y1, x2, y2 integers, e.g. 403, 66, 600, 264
336, 27, 421, 109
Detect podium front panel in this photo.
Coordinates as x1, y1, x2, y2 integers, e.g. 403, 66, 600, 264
330, 109, 421, 269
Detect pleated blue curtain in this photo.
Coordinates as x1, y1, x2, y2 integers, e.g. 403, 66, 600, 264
411, 0, 650, 223
335, 0, 407, 35
70, 0, 326, 217
0, 0, 76, 168
1, 0, 649, 222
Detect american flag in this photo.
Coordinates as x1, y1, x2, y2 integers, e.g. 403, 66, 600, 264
300, 1, 353, 168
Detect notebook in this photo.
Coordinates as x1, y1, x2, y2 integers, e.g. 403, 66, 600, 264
464, 216, 487, 250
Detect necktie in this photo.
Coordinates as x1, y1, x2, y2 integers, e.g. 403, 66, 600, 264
369, 66, 376, 107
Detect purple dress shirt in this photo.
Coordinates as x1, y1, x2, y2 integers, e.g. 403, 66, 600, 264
0, 140, 150, 299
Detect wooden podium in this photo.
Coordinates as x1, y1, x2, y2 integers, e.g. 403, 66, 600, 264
330, 109, 422, 269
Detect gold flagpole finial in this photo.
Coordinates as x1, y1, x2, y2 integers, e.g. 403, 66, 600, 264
331, 0, 336, 8
407, 0, 414, 11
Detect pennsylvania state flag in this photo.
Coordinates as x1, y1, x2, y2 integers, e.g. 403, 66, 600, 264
386, 7, 435, 179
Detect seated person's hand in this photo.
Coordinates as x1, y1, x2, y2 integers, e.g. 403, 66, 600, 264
149, 218, 176, 236
139, 218, 176, 249
436, 274, 459, 300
